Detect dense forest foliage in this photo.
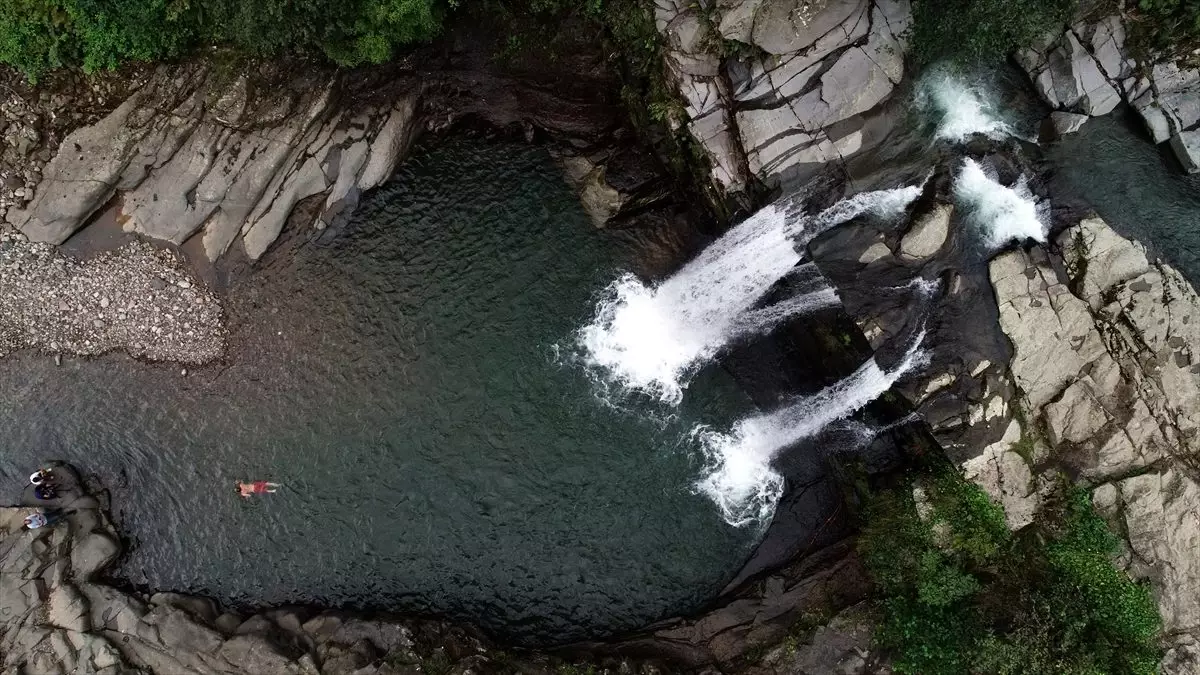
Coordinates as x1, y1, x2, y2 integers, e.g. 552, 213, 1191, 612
0, 0, 647, 79
0, 0, 440, 77
4, 0, 1200, 79
859, 469, 1162, 674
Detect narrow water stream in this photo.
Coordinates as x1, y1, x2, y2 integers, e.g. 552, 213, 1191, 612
0, 139, 757, 644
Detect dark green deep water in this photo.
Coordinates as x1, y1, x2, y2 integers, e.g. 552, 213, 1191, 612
0, 140, 757, 644
1047, 108, 1200, 284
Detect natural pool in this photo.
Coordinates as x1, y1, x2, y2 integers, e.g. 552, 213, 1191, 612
0, 139, 759, 644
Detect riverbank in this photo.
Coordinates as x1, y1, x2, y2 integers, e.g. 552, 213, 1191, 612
0, 461, 886, 674
0, 225, 224, 363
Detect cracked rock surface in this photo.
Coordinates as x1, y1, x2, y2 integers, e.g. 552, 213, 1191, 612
0, 226, 225, 363
975, 217, 1200, 663
654, 0, 911, 195
809, 190, 1200, 671
1018, 13, 1200, 172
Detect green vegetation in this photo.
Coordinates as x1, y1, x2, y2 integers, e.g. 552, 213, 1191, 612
1131, 0, 1200, 55
908, 0, 1078, 64
0, 0, 666, 84
859, 470, 1162, 674
0, 0, 451, 79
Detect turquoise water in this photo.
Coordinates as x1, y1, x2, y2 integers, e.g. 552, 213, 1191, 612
0, 139, 757, 644
1046, 107, 1200, 284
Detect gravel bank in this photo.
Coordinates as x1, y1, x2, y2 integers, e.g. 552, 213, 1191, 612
0, 226, 225, 363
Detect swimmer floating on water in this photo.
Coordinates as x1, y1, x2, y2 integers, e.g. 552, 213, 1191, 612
237, 481, 280, 498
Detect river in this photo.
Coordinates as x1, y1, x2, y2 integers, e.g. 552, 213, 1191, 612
0, 139, 759, 645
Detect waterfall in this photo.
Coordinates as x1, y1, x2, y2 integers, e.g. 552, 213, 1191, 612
953, 158, 1046, 248
577, 185, 924, 404
692, 332, 927, 527
729, 288, 841, 339
919, 71, 1014, 143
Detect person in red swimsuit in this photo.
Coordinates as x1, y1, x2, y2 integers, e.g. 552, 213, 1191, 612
237, 481, 280, 498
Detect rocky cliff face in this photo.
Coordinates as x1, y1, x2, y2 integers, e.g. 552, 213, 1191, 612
812, 194, 1200, 671
653, 0, 911, 197
1018, 12, 1200, 171
990, 219, 1200, 671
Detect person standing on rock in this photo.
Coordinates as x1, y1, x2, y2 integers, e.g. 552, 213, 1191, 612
237, 481, 280, 498
22, 510, 63, 530
28, 467, 53, 486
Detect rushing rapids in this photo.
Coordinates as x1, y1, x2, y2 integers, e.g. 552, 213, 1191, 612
954, 158, 1047, 248
919, 70, 1016, 143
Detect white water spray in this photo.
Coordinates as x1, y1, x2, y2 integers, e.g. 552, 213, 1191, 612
693, 333, 927, 527
578, 185, 924, 403
729, 288, 841, 339
953, 159, 1046, 248
919, 71, 1014, 143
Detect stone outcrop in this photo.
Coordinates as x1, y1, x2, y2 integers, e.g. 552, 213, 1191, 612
986, 217, 1200, 659
4, 64, 416, 263
1018, 14, 1200, 172
809, 177, 1200, 667
654, 0, 911, 195
986, 217, 1200, 661
0, 41, 675, 264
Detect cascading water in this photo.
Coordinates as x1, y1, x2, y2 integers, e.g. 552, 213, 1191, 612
954, 158, 1047, 248
693, 331, 928, 527
577, 185, 923, 403
918, 70, 1015, 142
729, 288, 841, 340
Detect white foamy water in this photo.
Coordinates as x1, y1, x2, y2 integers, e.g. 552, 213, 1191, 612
730, 288, 841, 339
578, 203, 802, 403
953, 158, 1046, 248
694, 333, 927, 527
578, 185, 923, 403
919, 71, 1013, 143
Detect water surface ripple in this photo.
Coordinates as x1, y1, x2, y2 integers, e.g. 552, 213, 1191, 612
0, 140, 756, 644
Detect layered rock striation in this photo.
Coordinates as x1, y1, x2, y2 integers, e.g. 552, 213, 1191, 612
654, 0, 911, 196
0, 42, 675, 266
1018, 13, 1200, 171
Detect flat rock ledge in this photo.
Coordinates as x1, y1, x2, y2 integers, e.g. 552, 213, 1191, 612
0, 226, 225, 363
